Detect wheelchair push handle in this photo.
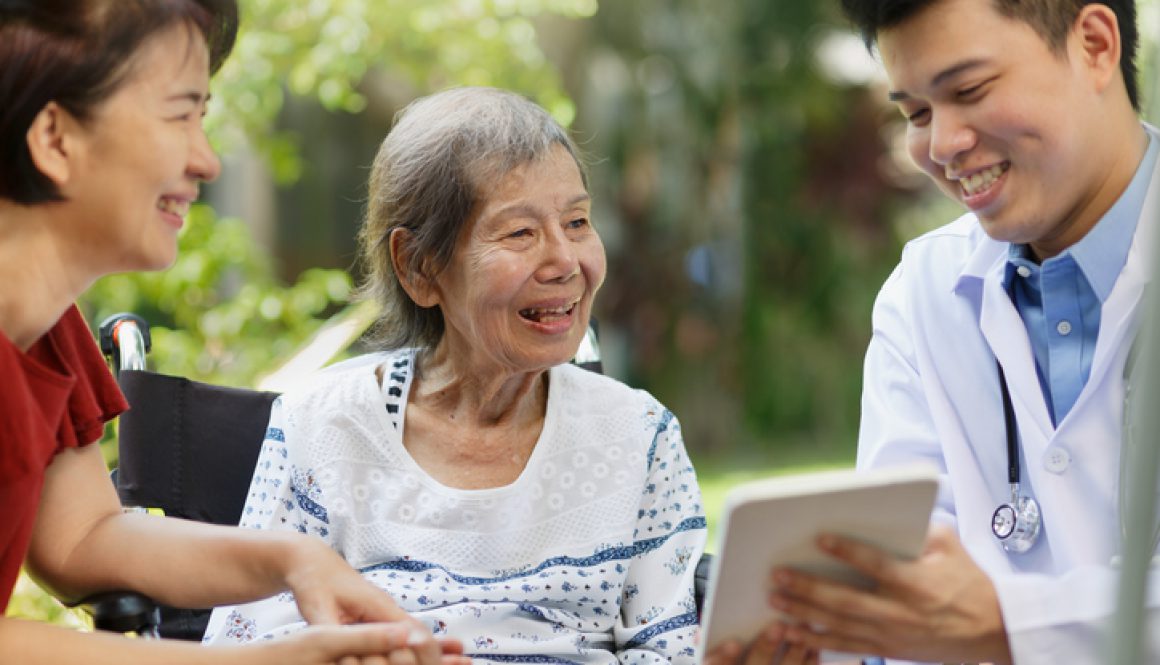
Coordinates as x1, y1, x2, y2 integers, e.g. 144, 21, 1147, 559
99, 313, 152, 376
81, 313, 162, 636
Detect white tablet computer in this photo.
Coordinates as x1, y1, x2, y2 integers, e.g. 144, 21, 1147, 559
699, 464, 940, 663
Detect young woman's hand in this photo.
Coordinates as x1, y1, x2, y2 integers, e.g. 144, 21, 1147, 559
284, 536, 411, 626
228, 622, 469, 665
281, 537, 464, 665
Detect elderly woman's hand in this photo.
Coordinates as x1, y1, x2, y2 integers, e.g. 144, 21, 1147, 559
703, 623, 819, 665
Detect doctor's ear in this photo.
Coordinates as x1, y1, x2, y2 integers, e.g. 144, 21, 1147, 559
25, 102, 81, 190
1071, 4, 1122, 94
389, 228, 439, 308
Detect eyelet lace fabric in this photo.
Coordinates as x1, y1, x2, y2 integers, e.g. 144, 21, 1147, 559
203, 349, 706, 664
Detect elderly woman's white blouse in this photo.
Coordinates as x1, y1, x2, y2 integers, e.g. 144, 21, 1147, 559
202, 349, 706, 664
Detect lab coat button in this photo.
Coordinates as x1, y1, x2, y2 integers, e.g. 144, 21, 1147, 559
1056, 320, 1073, 336
1044, 448, 1071, 473
1016, 266, 1032, 278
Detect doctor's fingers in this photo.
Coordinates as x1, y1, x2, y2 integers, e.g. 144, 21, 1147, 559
780, 624, 887, 663
743, 623, 789, 665
711, 623, 816, 665
756, 627, 817, 665
769, 568, 917, 628
779, 645, 818, 665
812, 534, 907, 587
769, 590, 911, 651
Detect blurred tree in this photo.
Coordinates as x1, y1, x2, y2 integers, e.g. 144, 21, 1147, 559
206, 0, 595, 183
564, 0, 909, 459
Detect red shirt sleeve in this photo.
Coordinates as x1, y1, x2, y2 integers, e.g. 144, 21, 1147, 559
30, 306, 130, 447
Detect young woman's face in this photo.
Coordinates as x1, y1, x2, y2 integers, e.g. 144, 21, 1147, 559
63, 22, 219, 273
430, 145, 607, 375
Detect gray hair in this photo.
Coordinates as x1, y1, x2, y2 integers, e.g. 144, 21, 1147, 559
357, 86, 588, 351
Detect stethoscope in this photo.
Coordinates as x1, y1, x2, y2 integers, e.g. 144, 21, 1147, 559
990, 361, 1042, 554
991, 331, 1160, 556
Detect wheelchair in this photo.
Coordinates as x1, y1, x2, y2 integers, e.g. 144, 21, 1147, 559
81, 313, 714, 641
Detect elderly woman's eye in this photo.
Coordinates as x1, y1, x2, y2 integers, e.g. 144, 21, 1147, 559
567, 218, 589, 229
508, 228, 532, 238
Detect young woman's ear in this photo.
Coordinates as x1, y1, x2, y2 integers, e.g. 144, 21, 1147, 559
25, 102, 78, 190
389, 227, 439, 308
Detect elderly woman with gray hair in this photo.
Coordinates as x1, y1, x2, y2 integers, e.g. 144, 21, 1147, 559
203, 87, 706, 664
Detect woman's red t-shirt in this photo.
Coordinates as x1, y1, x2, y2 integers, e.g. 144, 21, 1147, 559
0, 306, 128, 611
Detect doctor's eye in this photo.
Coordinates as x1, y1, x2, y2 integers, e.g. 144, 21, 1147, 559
904, 108, 930, 126
956, 78, 995, 102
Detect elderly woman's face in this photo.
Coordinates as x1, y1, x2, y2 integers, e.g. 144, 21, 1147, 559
432, 144, 606, 373
58, 23, 220, 272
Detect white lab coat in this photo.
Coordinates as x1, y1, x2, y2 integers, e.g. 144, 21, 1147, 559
857, 142, 1160, 664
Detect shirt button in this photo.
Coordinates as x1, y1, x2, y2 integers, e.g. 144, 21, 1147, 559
1016, 266, 1032, 278
1044, 448, 1072, 474
1056, 320, 1073, 336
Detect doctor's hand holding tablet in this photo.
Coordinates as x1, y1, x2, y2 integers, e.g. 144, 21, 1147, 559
698, 465, 968, 665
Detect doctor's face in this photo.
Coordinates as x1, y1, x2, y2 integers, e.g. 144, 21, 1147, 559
879, 0, 1119, 260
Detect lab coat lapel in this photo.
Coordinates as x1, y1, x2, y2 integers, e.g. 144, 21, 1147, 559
973, 247, 1056, 444
1073, 146, 1159, 418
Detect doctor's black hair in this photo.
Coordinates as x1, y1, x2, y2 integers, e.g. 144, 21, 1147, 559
0, 0, 238, 204
838, 0, 1140, 111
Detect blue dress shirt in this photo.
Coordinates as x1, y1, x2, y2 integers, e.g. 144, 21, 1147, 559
1003, 131, 1158, 425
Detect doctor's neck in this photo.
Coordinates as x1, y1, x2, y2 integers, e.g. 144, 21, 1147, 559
1025, 123, 1150, 263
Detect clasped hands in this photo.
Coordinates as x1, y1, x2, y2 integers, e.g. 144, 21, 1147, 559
705, 525, 1012, 665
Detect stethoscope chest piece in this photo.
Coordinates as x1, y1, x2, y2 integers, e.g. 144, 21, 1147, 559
992, 492, 1041, 554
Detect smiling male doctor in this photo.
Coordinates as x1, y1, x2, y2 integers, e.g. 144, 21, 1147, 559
759, 0, 1160, 663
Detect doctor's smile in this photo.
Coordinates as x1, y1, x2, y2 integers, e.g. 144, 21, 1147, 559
953, 161, 1009, 210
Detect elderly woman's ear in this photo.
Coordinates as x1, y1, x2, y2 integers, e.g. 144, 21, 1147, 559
388, 227, 439, 308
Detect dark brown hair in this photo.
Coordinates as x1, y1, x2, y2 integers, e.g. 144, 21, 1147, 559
0, 0, 239, 203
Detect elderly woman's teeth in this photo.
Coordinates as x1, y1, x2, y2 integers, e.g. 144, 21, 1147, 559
520, 306, 572, 322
